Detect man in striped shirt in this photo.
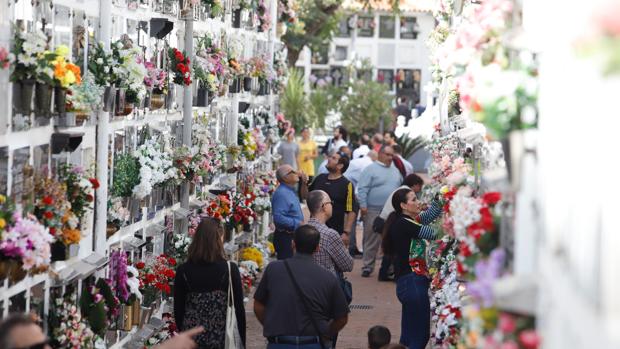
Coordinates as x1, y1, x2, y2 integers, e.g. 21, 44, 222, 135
308, 151, 358, 247
307, 190, 354, 276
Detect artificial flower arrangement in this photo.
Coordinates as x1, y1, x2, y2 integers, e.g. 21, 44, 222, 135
135, 254, 177, 306
132, 138, 178, 200
246, 55, 268, 80
10, 29, 55, 83
170, 231, 192, 263
238, 260, 259, 294
459, 306, 541, 349
52, 45, 81, 89
57, 163, 99, 225
67, 74, 105, 114
112, 39, 148, 105
194, 35, 228, 93
203, 194, 232, 223
0, 195, 18, 281
144, 313, 178, 347
240, 247, 263, 269
88, 41, 120, 87
172, 146, 211, 184
192, 113, 227, 175
0, 46, 10, 69
111, 152, 141, 198
202, 0, 224, 17
107, 197, 131, 230
33, 176, 83, 246
278, 0, 297, 26
80, 278, 120, 336
256, 0, 271, 31
144, 61, 167, 93
49, 293, 102, 348
0, 209, 53, 277
238, 116, 258, 161
169, 47, 192, 86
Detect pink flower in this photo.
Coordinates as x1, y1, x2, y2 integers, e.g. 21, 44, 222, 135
500, 341, 519, 349
519, 330, 541, 349
498, 313, 516, 334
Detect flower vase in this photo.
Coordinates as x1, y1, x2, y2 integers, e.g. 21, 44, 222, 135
195, 88, 209, 107
107, 223, 119, 238
218, 82, 228, 96
120, 304, 133, 331
232, 9, 242, 28
179, 0, 192, 19
150, 92, 165, 110
103, 86, 116, 112
131, 300, 141, 326
114, 88, 126, 116
229, 78, 241, 94
0, 260, 9, 281
250, 77, 260, 94
54, 86, 67, 117
8, 261, 27, 284
64, 111, 77, 127
139, 305, 154, 328
12, 79, 35, 115
68, 243, 79, 258
165, 85, 176, 109
258, 79, 270, 95
121, 102, 135, 116
243, 77, 252, 92
75, 111, 89, 126
34, 83, 53, 117
50, 241, 68, 262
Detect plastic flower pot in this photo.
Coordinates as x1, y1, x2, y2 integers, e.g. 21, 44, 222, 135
195, 88, 209, 107
258, 79, 270, 95
150, 92, 165, 110
34, 82, 53, 117
251, 77, 260, 94
233, 9, 242, 28
114, 88, 126, 116
12, 79, 35, 115
165, 84, 176, 109
54, 86, 67, 117
50, 241, 68, 262
243, 77, 252, 92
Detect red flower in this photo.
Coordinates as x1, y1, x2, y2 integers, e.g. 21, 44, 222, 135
145, 274, 156, 284
164, 269, 175, 278
86, 194, 94, 202
89, 178, 100, 189
233, 214, 242, 222
456, 261, 466, 275
471, 100, 483, 112
168, 257, 177, 266
49, 227, 57, 235
42, 196, 54, 205
136, 261, 146, 269
482, 192, 501, 205
459, 241, 471, 257
186, 58, 190, 65
43, 211, 54, 219
175, 50, 184, 62
478, 207, 494, 231
163, 283, 171, 294
168, 323, 177, 332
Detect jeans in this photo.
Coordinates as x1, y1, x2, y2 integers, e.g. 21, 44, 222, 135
267, 336, 330, 349
396, 273, 431, 349
348, 212, 359, 254
274, 231, 294, 260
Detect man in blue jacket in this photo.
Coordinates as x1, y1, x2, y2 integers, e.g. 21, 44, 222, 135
271, 164, 308, 259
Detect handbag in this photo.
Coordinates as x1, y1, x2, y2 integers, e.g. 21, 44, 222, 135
338, 273, 353, 305
284, 260, 326, 349
372, 216, 385, 234
225, 261, 244, 349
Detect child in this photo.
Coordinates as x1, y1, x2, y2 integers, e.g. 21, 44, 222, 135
368, 325, 391, 349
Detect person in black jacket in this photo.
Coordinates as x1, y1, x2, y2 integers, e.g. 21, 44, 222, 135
381, 188, 442, 349
174, 217, 246, 349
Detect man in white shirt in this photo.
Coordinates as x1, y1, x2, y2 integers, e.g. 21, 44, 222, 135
328, 126, 349, 154
344, 150, 378, 189
352, 134, 370, 159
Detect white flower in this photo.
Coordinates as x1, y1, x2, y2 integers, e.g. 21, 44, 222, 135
96, 58, 104, 65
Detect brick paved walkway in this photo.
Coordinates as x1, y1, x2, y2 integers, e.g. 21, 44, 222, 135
244, 259, 402, 349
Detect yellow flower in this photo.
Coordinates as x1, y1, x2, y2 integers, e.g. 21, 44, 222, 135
440, 186, 449, 194
55, 45, 70, 58
0, 218, 6, 229
0, 194, 5, 204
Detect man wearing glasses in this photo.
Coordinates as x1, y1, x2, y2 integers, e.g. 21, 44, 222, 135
272, 164, 308, 259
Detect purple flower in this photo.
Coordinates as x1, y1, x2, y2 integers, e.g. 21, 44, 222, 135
467, 248, 505, 307
109, 250, 130, 302
71, 165, 85, 174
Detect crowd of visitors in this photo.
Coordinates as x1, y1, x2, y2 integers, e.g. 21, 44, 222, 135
0, 123, 433, 349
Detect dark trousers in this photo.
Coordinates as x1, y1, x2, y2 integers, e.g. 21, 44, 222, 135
396, 273, 430, 349
274, 231, 294, 260
378, 255, 393, 279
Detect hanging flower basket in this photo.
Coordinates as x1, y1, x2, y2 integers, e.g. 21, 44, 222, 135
12, 79, 35, 115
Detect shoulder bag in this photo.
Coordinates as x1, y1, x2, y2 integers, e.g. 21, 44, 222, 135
284, 260, 326, 349
225, 261, 244, 349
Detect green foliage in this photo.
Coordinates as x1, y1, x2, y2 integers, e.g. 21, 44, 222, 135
280, 69, 308, 130
339, 79, 391, 135
397, 134, 428, 159
112, 153, 141, 198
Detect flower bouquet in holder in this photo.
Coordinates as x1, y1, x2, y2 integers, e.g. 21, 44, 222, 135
135, 254, 177, 307
144, 61, 168, 110
49, 293, 100, 348
10, 29, 55, 117
64, 75, 104, 126
202, 0, 224, 18
169, 47, 192, 86
88, 41, 121, 111
0, 195, 17, 281
0, 208, 53, 282
51, 45, 81, 118
79, 278, 120, 336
